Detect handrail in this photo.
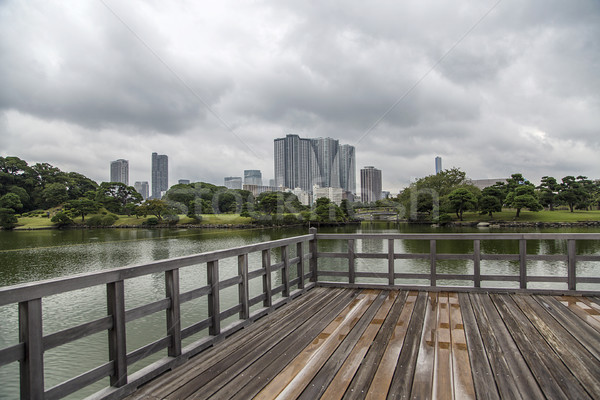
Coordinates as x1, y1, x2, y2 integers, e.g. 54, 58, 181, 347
1, 230, 600, 399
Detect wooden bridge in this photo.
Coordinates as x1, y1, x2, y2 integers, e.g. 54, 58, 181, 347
1, 230, 600, 399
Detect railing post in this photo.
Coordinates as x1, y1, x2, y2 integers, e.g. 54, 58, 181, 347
568, 239, 577, 291
388, 239, 394, 286
19, 298, 44, 400
473, 239, 481, 288
238, 254, 250, 319
348, 239, 355, 284
297, 242, 305, 289
309, 227, 318, 282
282, 245, 290, 297
107, 281, 127, 387
519, 239, 527, 289
262, 249, 272, 307
207, 260, 220, 336
430, 239, 437, 287
165, 269, 181, 357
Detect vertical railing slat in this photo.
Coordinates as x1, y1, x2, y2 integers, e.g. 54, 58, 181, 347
282, 245, 290, 297
262, 249, 272, 307
388, 239, 395, 286
348, 239, 355, 284
297, 242, 305, 289
309, 227, 318, 282
473, 239, 481, 288
107, 281, 127, 387
568, 239, 577, 291
19, 298, 44, 400
165, 269, 181, 357
430, 239, 437, 287
207, 261, 220, 336
238, 254, 249, 319
520, 239, 527, 289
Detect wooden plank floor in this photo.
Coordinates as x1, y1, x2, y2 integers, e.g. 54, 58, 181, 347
128, 287, 600, 399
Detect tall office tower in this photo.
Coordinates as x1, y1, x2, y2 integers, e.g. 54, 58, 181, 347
360, 166, 382, 203
224, 176, 242, 189
134, 181, 149, 200
244, 170, 262, 186
435, 156, 442, 174
339, 144, 356, 194
151, 153, 169, 199
274, 134, 355, 193
110, 159, 129, 185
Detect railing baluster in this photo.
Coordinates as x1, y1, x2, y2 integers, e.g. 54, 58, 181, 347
520, 239, 527, 289
348, 239, 355, 284
262, 249, 272, 307
19, 298, 44, 399
165, 269, 181, 357
238, 254, 249, 319
207, 261, 220, 336
309, 227, 318, 282
473, 239, 481, 288
107, 281, 127, 387
282, 245, 290, 297
568, 239, 576, 291
297, 242, 305, 289
430, 239, 437, 287
388, 239, 394, 286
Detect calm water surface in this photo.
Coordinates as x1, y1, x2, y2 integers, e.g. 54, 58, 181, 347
1, 223, 599, 399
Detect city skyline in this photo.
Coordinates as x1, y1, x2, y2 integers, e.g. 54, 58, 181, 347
1, 1, 598, 192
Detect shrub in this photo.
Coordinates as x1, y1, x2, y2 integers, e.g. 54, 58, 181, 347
85, 214, 118, 227
143, 217, 159, 226
51, 212, 73, 228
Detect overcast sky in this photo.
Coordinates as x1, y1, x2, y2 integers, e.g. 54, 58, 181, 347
1, 0, 598, 193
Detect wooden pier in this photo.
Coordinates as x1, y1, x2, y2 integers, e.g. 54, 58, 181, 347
1, 231, 600, 399
128, 287, 600, 399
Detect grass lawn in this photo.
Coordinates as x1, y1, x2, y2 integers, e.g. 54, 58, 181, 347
460, 209, 600, 223
14, 216, 55, 229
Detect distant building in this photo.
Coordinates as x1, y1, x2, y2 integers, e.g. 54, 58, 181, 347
435, 156, 442, 174
224, 177, 242, 190
110, 159, 129, 185
244, 170, 262, 186
292, 187, 311, 206
467, 178, 508, 190
178, 179, 190, 185
151, 153, 168, 199
269, 179, 276, 187
243, 184, 279, 197
361, 166, 382, 203
134, 181, 149, 200
313, 185, 344, 205
382, 191, 390, 199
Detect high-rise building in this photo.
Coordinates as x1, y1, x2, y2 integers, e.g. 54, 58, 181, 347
274, 134, 355, 194
244, 170, 262, 186
435, 156, 442, 174
224, 176, 242, 189
361, 166, 382, 203
110, 159, 129, 185
151, 153, 168, 199
134, 181, 149, 200
178, 179, 190, 185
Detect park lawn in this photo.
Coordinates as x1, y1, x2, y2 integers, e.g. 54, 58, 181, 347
14, 216, 55, 229
460, 209, 600, 223
195, 214, 253, 225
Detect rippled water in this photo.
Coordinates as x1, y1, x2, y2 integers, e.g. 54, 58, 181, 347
0, 223, 599, 399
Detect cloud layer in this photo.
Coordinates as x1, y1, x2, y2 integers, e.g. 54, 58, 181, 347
1, 0, 599, 192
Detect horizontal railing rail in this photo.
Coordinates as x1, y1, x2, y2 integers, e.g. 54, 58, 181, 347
1, 229, 600, 399
314, 232, 600, 293
0, 234, 316, 400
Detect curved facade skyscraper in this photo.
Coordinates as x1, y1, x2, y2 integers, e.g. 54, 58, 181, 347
151, 152, 168, 199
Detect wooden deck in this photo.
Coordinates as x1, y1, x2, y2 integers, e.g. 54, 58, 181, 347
128, 287, 600, 400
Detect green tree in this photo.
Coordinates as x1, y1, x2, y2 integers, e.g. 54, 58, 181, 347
0, 208, 19, 229
447, 188, 478, 220
51, 211, 73, 228
140, 199, 168, 221
558, 176, 587, 212
505, 184, 542, 217
537, 176, 559, 211
96, 182, 143, 214
42, 182, 69, 208
479, 195, 502, 218
0, 192, 23, 211
64, 198, 99, 223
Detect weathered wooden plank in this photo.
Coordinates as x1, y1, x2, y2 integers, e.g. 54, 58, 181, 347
207, 260, 220, 336
348, 239, 356, 284
19, 298, 44, 400
45, 362, 113, 400
297, 242, 305, 289
107, 281, 127, 388
298, 291, 392, 400
491, 294, 581, 400
262, 249, 272, 308
165, 269, 181, 357
255, 290, 384, 399
458, 293, 499, 400
125, 298, 170, 323
216, 290, 361, 400
512, 294, 600, 398
131, 287, 330, 399
43, 315, 112, 351
386, 291, 428, 399
238, 254, 249, 319
409, 292, 438, 398
168, 289, 358, 400
281, 245, 290, 297
365, 291, 417, 400
555, 295, 600, 333
433, 293, 452, 400
448, 292, 475, 399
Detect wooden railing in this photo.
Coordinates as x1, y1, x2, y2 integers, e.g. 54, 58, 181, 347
314, 232, 600, 293
0, 234, 316, 400
1, 230, 600, 399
